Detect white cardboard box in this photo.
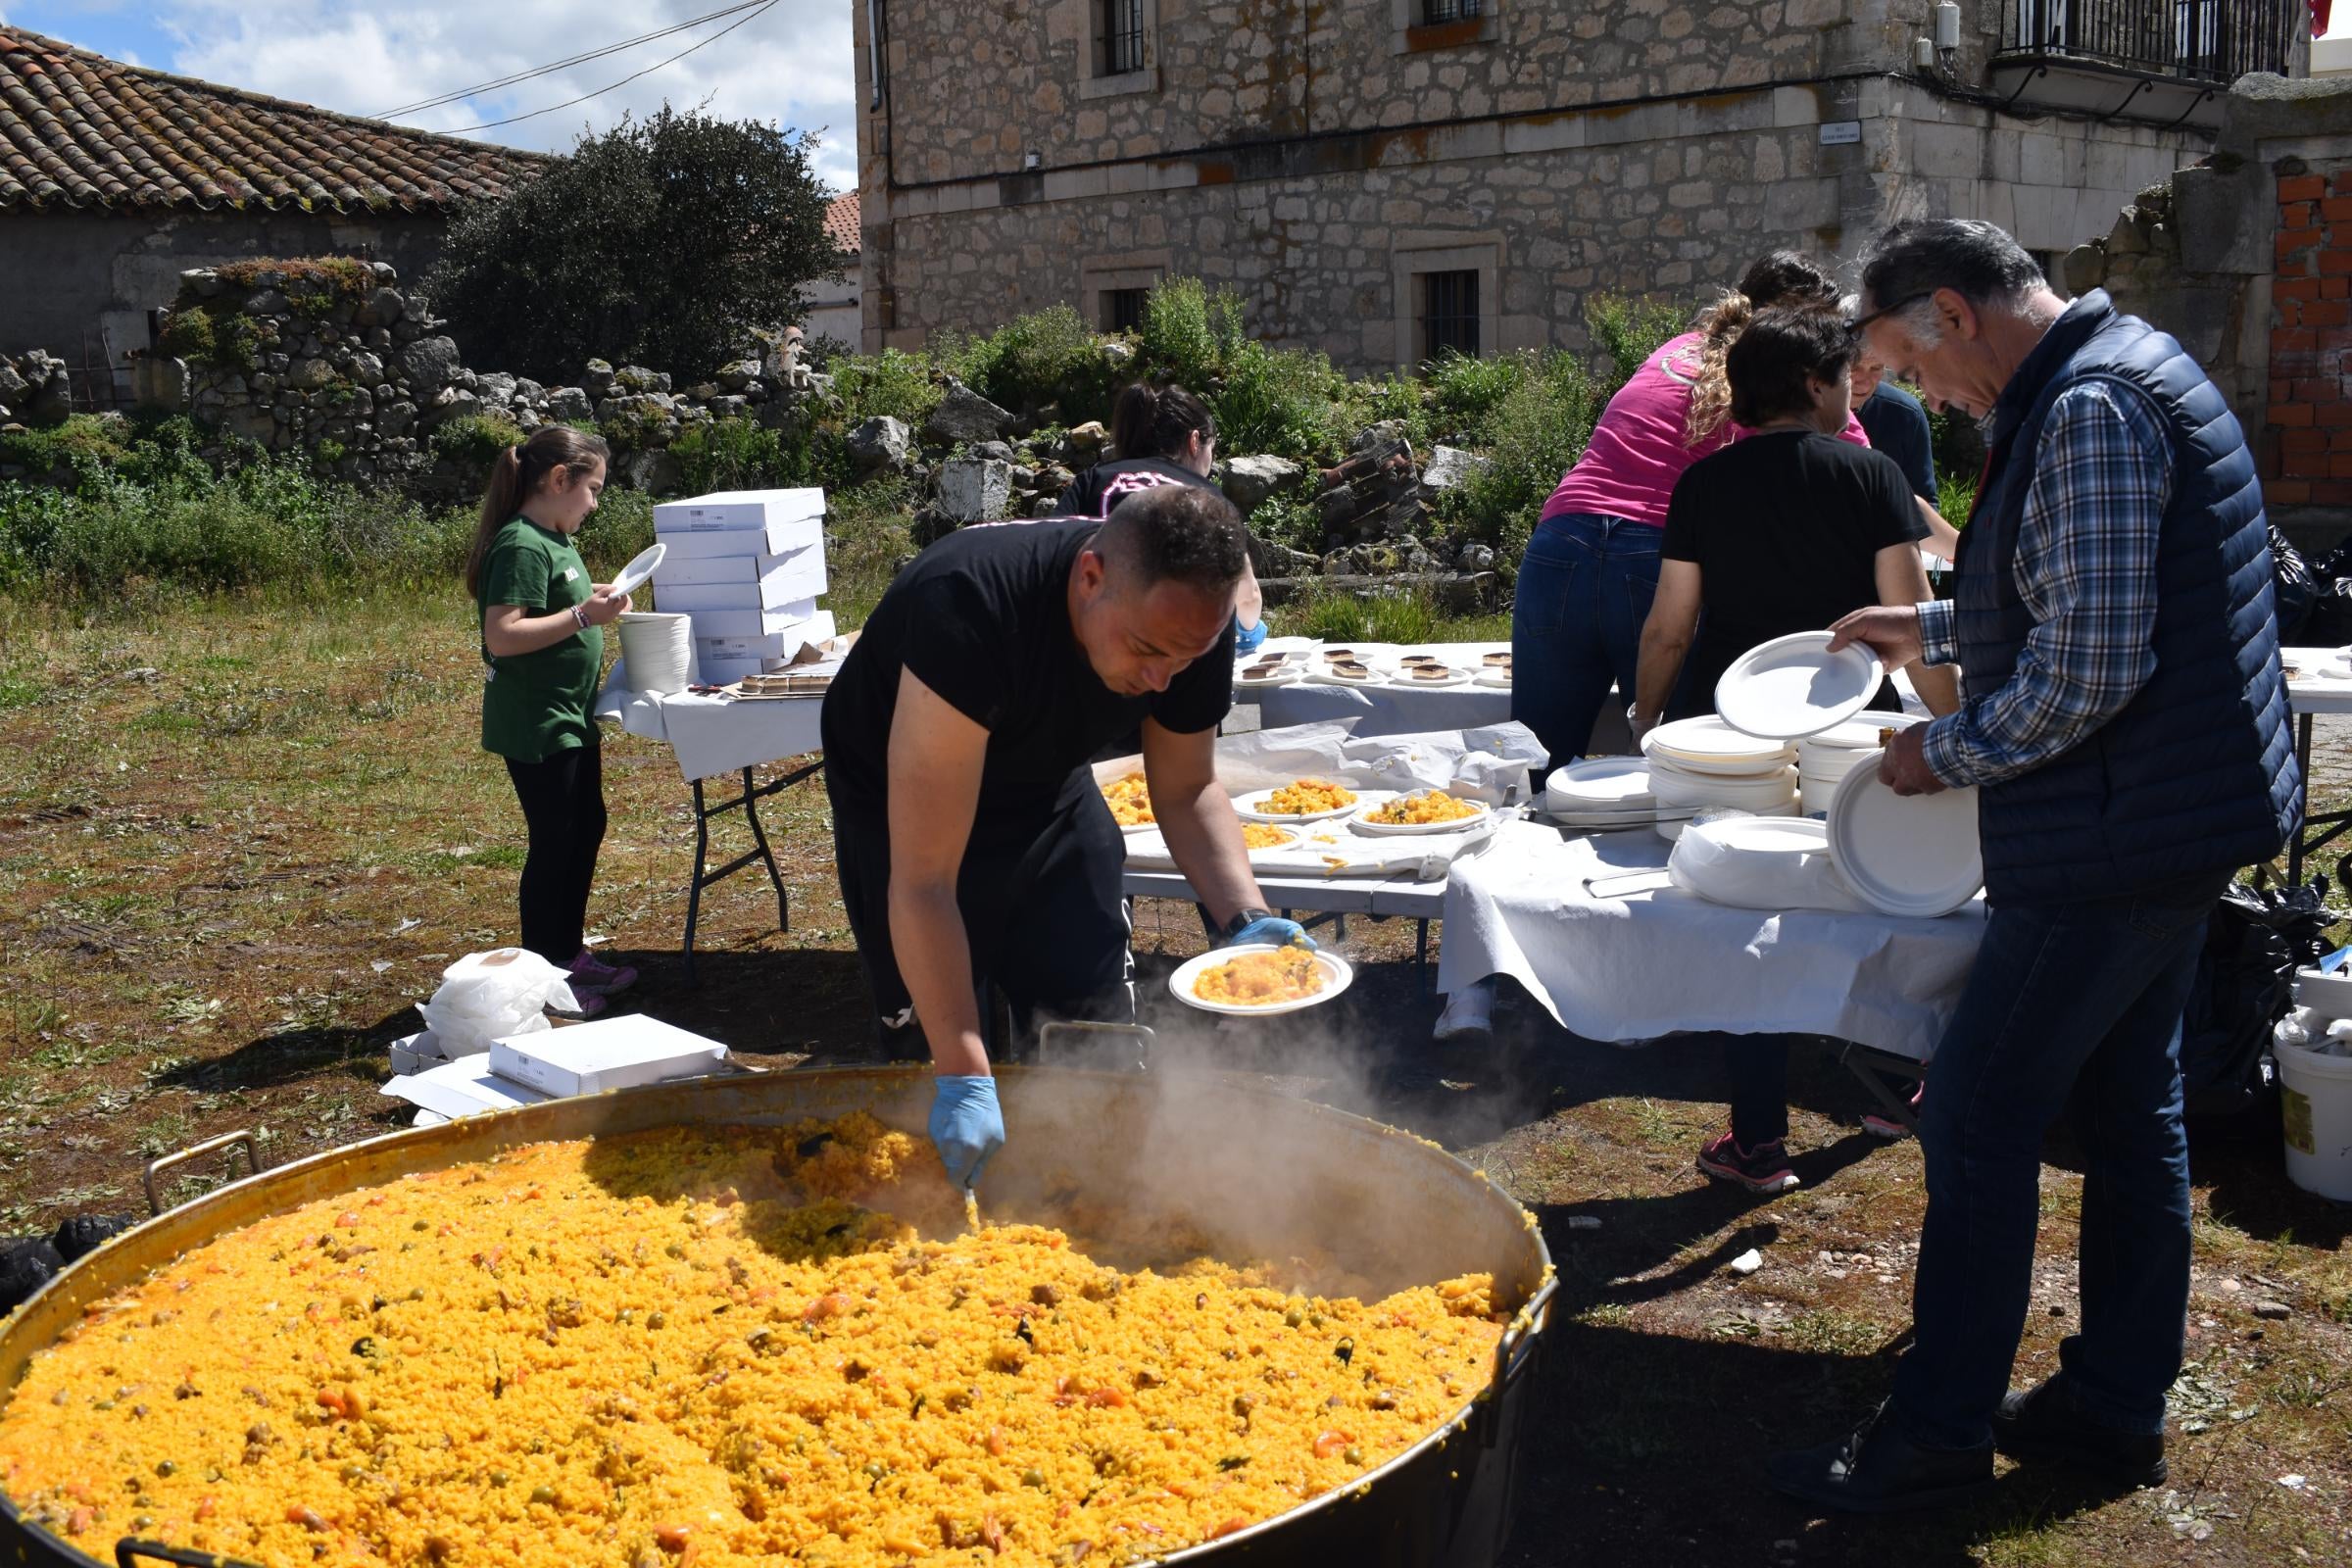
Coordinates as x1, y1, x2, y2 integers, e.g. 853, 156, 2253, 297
662, 580, 827, 615
387, 1029, 446, 1075
653, 489, 825, 532
696, 655, 784, 686
695, 612, 837, 664
687, 603, 823, 638
488, 1014, 729, 1098
381, 1054, 555, 1121
655, 515, 824, 559
654, 546, 827, 596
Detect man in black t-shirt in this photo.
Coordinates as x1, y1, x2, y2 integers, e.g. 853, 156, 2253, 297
821, 486, 1306, 1189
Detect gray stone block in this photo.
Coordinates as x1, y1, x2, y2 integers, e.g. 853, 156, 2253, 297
1223, 453, 1306, 513
286, 358, 335, 392
394, 336, 461, 397
848, 416, 913, 472
937, 458, 1014, 522
923, 379, 1014, 445
1420, 445, 1493, 495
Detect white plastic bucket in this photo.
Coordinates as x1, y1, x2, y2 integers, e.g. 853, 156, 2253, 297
2277, 1038, 2352, 1202
616, 612, 693, 695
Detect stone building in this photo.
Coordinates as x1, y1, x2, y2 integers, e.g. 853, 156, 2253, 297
0, 25, 545, 397
853, 1, 2310, 368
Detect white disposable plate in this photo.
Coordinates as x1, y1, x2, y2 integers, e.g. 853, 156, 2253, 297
1392, 665, 1470, 688
1644, 717, 1795, 773
1312, 668, 1390, 687
1233, 784, 1362, 823
608, 542, 666, 599
1235, 666, 1302, 689
1545, 757, 1656, 810
1656, 801, 1798, 841
1648, 765, 1798, 808
1686, 815, 1831, 857
1473, 670, 1514, 689
1714, 631, 1883, 740
1801, 711, 1929, 753
1241, 827, 1300, 854
1349, 794, 1494, 836
1258, 635, 1318, 655
1170, 944, 1355, 1016
1117, 819, 1158, 836
1827, 758, 1983, 918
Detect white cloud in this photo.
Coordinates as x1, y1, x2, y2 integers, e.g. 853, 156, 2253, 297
153, 1, 858, 190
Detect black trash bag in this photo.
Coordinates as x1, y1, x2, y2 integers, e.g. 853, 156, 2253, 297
2180, 877, 2338, 1121
51, 1211, 137, 1263
0, 1237, 65, 1315
2273, 524, 2316, 643
2304, 534, 2352, 648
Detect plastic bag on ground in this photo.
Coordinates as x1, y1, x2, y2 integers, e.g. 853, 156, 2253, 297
415, 948, 580, 1056
2180, 878, 2338, 1120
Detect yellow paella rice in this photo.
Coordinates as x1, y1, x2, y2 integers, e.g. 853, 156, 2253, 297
1101, 772, 1153, 827
1192, 948, 1325, 1007
1238, 824, 1295, 851
1259, 779, 1355, 816
0, 1114, 1502, 1568
1364, 791, 1480, 826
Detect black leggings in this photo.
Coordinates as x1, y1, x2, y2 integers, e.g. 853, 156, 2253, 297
505, 742, 608, 966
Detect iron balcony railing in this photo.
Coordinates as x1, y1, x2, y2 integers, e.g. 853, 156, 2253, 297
2000, 0, 2303, 83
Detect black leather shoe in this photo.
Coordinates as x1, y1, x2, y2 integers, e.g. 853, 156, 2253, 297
1767, 1401, 1995, 1514
1992, 1378, 2168, 1489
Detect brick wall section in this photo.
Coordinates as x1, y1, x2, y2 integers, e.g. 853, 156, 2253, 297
2267, 168, 2352, 509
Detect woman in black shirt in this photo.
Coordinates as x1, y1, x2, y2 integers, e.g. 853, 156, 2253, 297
1629, 307, 1957, 1196
1060, 382, 1266, 650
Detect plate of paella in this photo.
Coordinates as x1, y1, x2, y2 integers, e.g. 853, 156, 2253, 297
1101, 770, 1158, 833
1349, 789, 1494, 836
1171, 942, 1356, 1015
1233, 778, 1360, 822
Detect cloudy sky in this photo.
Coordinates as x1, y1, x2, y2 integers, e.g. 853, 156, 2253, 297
0, 0, 859, 189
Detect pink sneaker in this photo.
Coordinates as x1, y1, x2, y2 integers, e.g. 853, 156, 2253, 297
568, 948, 637, 996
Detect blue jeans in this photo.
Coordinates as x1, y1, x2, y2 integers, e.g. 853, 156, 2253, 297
1892, 872, 2225, 1450
1512, 513, 1661, 769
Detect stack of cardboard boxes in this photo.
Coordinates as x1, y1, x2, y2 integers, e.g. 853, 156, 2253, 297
647, 488, 837, 686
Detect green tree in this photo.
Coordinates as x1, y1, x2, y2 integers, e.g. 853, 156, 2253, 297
424, 108, 834, 384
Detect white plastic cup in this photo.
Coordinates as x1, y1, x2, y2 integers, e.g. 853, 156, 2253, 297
616, 612, 694, 696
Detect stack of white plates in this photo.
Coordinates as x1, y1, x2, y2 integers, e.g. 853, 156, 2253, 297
1796, 713, 1926, 814
1643, 717, 1798, 839
1544, 758, 1685, 831
1826, 761, 1984, 917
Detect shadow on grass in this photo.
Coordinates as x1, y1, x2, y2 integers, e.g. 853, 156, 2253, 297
159, 1007, 420, 1091
1499, 1320, 2136, 1568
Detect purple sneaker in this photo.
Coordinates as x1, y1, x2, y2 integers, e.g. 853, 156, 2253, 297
568, 947, 638, 997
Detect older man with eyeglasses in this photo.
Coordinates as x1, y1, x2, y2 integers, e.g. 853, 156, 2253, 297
1766, 219, 2299, 1513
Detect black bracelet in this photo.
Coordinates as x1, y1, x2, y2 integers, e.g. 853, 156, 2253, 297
1222, 907, 1273, 941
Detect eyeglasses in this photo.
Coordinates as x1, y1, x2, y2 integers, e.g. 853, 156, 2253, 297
1848, 291, 1934, 333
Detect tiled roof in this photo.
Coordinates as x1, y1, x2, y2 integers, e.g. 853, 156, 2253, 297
0, 25, 551, 215
824, 191, 860, 256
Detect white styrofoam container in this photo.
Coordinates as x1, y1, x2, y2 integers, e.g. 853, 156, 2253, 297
657, 577, 818, 612
489, 1014, 729, 1098
654, 489, 825, 532
381, 1054, 554, 1121
698, 632, 798, 661
686, 603, 823, 638
387, 1030, 446, 1076
653, 546, 827, 595
655, 514, 824, 559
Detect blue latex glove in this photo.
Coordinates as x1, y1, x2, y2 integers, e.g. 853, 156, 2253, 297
1227, 915, 1315, 951
1233, 614, 1269, 655
929, 1075, 1004, 1191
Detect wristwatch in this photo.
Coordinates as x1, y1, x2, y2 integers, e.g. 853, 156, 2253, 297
1221, 907, 1273, 942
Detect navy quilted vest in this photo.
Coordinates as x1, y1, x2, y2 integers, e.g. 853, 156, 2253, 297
1952, 291, 2298, 904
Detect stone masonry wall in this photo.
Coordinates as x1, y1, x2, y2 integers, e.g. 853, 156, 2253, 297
858, 1, 2214, 368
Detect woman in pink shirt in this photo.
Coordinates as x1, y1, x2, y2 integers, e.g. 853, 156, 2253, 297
1511, 252, 1845, 768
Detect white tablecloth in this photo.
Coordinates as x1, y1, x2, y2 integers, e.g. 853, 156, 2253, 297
2281, 648, 2352, 717
597, 662, 823, 783
1438, 819, 1985, 1062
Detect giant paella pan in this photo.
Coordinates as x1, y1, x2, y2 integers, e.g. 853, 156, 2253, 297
0, 1067, 1555, 1568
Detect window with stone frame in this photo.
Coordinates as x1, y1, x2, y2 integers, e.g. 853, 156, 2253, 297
1100, 0, 1147, 76
1101, 288, 1150, 335
1394, 0, 1497, 52
1421, 0, 1483, 22
1420, 270, 1482, 359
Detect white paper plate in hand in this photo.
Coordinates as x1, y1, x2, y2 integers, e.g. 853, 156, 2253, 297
1169, 944, 1354, 1016
1714, 631, 1882, 740
1234, 785, 1362, 823
1348, 794, 1494, 836
1827, 756, 1983, 917
608, 542, 666, 599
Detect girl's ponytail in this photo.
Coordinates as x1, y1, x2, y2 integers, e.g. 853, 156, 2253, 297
463, 426, 611, 599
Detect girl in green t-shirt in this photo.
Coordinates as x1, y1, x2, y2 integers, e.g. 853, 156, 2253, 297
462, 426, 634, 1014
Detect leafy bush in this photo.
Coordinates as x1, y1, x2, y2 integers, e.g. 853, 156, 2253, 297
1446, 350, 1600, 564
1586, 293, 1687, 390
669, 417, 846, 495
830, 349, 943, 429
1424, 351, 1533, 446
1248, 491, 1324, 556
1292, 586, 1446, 646
939, 305, 1116, 426
429, 414, 526, 473
425, 108, 835, 384
155, 305, 257, 372
0, 415, 134, 477
1135, 277, 1347, 461
1139, 276, 1231, 392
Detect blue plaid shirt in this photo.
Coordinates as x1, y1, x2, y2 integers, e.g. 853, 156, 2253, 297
1917, 379, 2174, 788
